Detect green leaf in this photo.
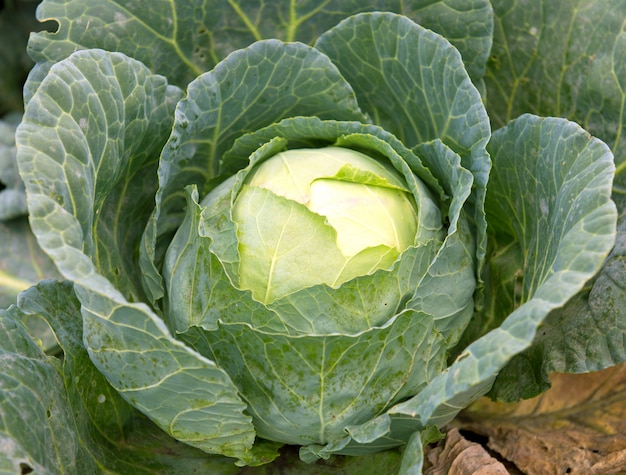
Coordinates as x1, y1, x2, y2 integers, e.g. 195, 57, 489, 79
0, 296, 68, 474
16, 50, 262, 464
480, 0, 626, 401
1, 280, 245, 474
182, 308, 448, 448
141, 39, 367, 302
17, 49, 182, 303
397, 431, 424, 475
316, 12, 489, 154
26, 0, 493, 90
483, 114, 617, 401
489, 196, 626, 400
486, 0, 626, 181
393, 0, 493, 84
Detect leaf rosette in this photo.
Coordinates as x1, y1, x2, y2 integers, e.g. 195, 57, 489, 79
149, 12, 486, 453
13, 7, 617, 472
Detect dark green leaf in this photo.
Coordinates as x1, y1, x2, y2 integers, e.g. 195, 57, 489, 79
486, 0, 626, 182
489, 195, 626, 400
483, 114, 617, 401
26, 0, 493, 90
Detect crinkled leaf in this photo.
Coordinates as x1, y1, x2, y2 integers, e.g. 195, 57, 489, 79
141, 39, 367, 303
18, 49, 182, 302
182, 309, 447, 448
486, 0, 626, 184
16, 50, 263, 464
406, 140, 477, 346
0, 280, 244, 474
26, 0, 492, 91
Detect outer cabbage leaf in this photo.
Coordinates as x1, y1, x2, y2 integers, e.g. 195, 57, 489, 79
300, 114, 617, 464
0, 288, 71, 474
529, 197, 626, 375
15, 49, 268, 464
183, 310, 447, 447
26, 0, 492, 90
0, 280, 245, 474
483, 116, 620, 400
486, 0, 626, 186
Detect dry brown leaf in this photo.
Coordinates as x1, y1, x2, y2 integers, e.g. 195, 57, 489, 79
453, 363, 626, 475
424, 427, 510, 475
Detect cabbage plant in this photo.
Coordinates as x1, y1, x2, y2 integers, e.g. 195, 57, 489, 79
2, 1, 622, 473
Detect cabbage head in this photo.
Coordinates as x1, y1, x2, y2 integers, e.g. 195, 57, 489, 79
14, 8, 617, 472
